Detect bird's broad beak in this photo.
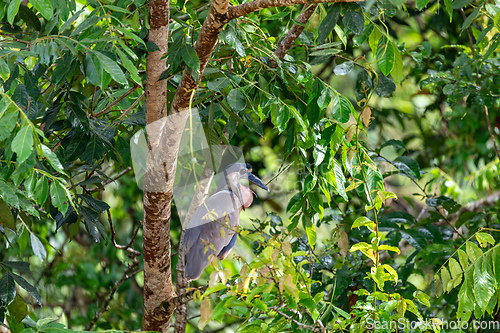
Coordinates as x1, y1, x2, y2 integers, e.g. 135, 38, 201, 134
247, 173, 269, 192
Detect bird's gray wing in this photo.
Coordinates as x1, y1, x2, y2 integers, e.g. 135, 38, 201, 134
183, 190, 241, 253
183, 190, 242, 280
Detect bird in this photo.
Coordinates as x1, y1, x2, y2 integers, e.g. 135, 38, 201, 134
182, 162, 269, 281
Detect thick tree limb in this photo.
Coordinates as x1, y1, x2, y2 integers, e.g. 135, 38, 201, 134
270, 4, 318, 68
142, 1, 176, 332
170, 0, 230, 113
145, 0, 170, 124
227, 0, 358, 20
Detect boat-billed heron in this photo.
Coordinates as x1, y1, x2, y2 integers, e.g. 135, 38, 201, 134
183, 163, 269, 281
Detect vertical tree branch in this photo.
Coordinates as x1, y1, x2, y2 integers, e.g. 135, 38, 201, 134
170, 0, 231, 113
142, 1, 176, 332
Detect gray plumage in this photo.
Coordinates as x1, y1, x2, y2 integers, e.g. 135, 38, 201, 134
182, 163, 268, 281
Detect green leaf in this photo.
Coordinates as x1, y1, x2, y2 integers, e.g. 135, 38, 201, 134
66, 103, 90, 132
434, 275, 442, 296
342, 3, 364, 35
473, 256, 495, 312
483, 33, 500, 60
352, 216, 374, 230
0, 199, 16, 231
116, 47, 142, 85
7, 0, 22, 25
78, 194, 110, 213
82, 135, 106, 164
90, 50, 127, 85
441, 266, 452, 293
400, 229, 426, 250
0, 58, 10, 81
457, 249, 469, 271
71, 12, 100, 36
287, 105, 306, 132
379, 244, 401, 255
305, 223, 318, 248
444, 0, 453, 19
369, 27, 382, 54
461, 6, 480, 31
309, 48, 342, 57
380, 139, 406, 151
332, 158, 347, 200
416, 0, 431, 10
349, 242, 370, 252
30, 0, 53, 20
116, 27, 146, 46
11, 125, 34, 164
377, 38, 395, 76
286, 193, 302, 216
41, 144, 65, 174
449, 258, 463, 288
8, 294, 27, 323
476, 232, 495, 248
317, 87, 333, 109
103, 4, 131, 13
2, 261, 30, 273
393, 156, 420, 179
333, 61, 354, 76
227, 89, 246, 112
457, 269, 473, 321
0, 272, 16, 306
182, 44, 200, 82
11, 273, 42, 305
331, 94, 353, 123
81, 206, 101, 242
0, 180, 19, 208
50, 180, 69, 216
207, 77, 230, 92
452, 0, 474, 9
466, 241, 482, 262
391, 43, 404, 83
224, 28, 245, 57
30, 233, 46, 261
318, 4, 341, 42
33, 176, 49, 205
414, 291, 430, 307
59, 8, 84, 32
375, 76, 396, 98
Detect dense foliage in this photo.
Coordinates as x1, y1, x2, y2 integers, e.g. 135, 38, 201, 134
0, 0, 499, 332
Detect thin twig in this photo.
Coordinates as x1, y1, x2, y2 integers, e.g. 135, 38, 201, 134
88, 167, 132, 193
269, 306, 325, 332
107, 210, 142, 256
91, 84, 139, 118
0, 32, 30, 45
117, 92, 145, 121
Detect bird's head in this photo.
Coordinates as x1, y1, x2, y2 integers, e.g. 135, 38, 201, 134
219, 163, 269, 210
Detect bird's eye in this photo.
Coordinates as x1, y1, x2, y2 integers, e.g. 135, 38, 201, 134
239, 169, 247, 175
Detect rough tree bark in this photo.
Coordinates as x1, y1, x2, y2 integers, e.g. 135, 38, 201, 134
142, 0, 360, 332
142, 1, 176, 332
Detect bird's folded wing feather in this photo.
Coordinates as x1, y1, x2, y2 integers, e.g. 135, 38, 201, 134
183, 190, 242, 254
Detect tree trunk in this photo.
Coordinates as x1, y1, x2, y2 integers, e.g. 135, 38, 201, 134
142, 1, 176, 332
